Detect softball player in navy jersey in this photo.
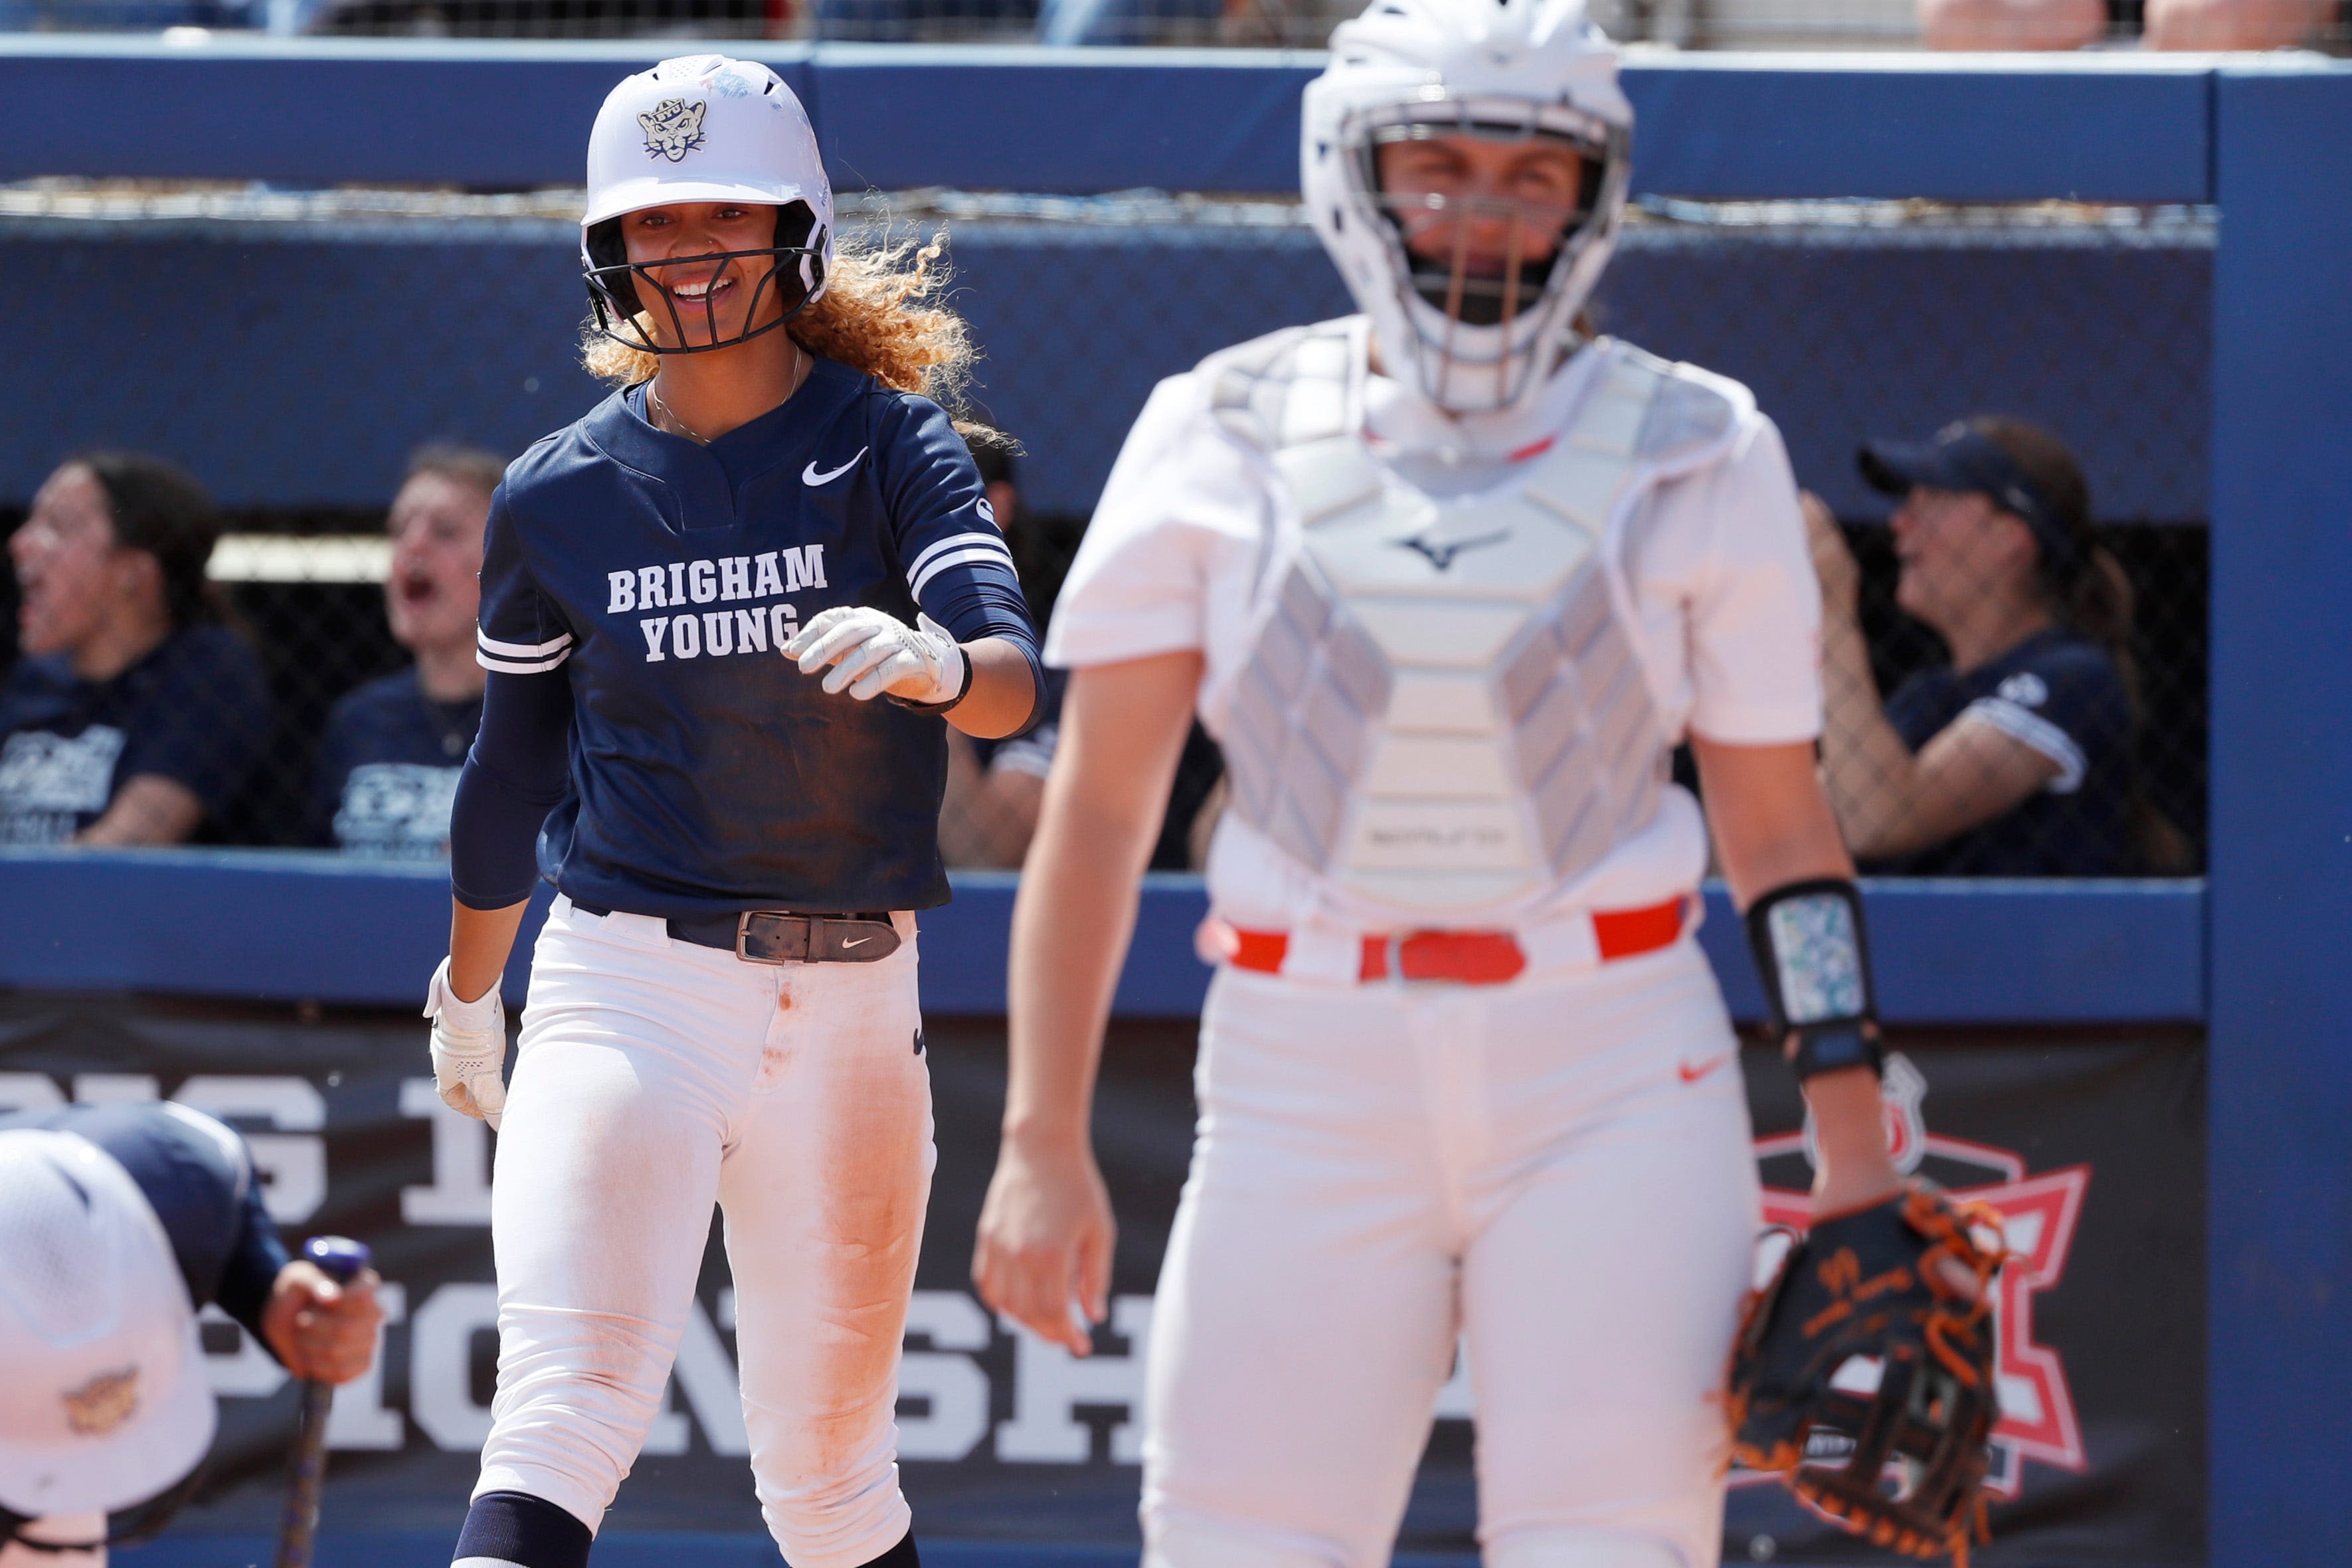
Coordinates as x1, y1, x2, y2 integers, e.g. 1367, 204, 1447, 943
422, 56, 1040, 1568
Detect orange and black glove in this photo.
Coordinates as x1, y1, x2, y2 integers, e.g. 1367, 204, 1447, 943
1728, 1184, 2009, 1565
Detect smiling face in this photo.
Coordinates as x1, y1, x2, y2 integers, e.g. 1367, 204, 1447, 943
9, 463, 148, 659
619, 201, 789, 351
1889, 486, 2042, 633
384, 470, 492, 658
1374, 133, 1589, 315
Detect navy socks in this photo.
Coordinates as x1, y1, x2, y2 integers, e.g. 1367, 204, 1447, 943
452, 1491, 593, 1568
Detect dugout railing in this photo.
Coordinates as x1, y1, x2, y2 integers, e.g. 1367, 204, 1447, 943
0, 43, 2344, 1568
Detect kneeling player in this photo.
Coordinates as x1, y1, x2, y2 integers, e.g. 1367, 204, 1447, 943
0, 1102, 382, 1566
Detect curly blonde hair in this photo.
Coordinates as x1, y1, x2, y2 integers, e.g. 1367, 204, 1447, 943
581, 224, 984, 421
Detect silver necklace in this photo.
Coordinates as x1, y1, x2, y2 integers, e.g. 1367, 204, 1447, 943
648, 345, 810, 446
646, 378, 710, 445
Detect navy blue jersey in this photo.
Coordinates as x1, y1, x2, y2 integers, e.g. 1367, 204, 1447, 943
0, 1102, 290, 1354
469, 357, 1040, 918
1868, 627, 2133, 877
0, 625, 271, 844
312, 668, 481, 857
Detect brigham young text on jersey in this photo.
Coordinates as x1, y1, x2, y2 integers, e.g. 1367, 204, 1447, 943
601, 545, 828, 660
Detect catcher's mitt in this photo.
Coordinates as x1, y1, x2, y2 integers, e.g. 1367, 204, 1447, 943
1728, 1183, 2009, 1565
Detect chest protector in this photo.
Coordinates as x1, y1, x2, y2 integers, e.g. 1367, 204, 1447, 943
1206, 321, 1744, 916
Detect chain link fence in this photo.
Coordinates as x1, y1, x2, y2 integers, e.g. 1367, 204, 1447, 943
0, 186, 2207, 876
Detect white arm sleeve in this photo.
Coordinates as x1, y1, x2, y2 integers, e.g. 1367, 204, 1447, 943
1644, 413, 1826, 747
1045, 373, 1267, 671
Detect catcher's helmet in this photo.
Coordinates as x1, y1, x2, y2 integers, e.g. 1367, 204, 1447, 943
580, 54, 834, 357
1303, 0, 1632, 415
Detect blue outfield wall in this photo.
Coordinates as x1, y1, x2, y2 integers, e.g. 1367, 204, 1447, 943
0, 39, 2215, 200
0, 849, 2207, 1024
2207, 62, 2352, 1566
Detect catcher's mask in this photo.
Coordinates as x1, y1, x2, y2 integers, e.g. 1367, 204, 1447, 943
1302, 0, 1633, 415
583, 201, 826, 357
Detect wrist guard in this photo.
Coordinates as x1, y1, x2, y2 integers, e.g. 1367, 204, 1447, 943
885, 632, 975, 716
884, 639, 978, 715
1745, 877, 1884, 1081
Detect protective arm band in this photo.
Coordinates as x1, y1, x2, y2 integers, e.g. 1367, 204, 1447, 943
1744, 877, 1886, 1081
450, 668, 575, 911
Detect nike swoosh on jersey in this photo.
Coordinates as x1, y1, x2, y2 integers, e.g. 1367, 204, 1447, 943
802, 448, 867, 487
1677, 1054, 1733, 1084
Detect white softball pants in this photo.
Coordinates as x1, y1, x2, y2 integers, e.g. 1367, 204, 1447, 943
1141, 939, 1760, 1568
478, 897, 933, 1568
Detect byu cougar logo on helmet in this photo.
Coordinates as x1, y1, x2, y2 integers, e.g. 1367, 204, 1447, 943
638, 98, 708, 162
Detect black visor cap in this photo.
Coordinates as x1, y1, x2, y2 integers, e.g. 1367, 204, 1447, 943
1856, 422, 2080, 584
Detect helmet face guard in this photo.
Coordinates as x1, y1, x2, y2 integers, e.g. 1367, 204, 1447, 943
1336, 92, 1628, 412
583, 203, 828, 357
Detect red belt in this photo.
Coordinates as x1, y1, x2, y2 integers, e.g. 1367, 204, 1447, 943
1222, 896, 1686, 986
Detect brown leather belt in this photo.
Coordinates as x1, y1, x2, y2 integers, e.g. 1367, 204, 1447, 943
1222, 895, 1686, 986
570, 900, 901, 964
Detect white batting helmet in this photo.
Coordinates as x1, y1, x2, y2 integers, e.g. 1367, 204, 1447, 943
581, 54, 835, 355
0, 1130, 213, 1520
1302, 0, 1633, 414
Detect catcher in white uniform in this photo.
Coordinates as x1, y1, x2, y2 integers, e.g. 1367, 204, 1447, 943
973, 2, 2008, 1565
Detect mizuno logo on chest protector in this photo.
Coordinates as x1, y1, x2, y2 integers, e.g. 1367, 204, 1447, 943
1396, 528, 1510, 571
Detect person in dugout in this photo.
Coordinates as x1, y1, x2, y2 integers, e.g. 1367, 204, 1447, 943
0, 1102, 384, 1567
312, 445, 505, 857
0, 454, 271, 846
1803, 416, 2175, 875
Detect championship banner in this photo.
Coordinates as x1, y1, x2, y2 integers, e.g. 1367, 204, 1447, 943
0, 997, 2203, 1563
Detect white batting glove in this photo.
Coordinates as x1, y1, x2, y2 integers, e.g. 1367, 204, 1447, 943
784, 606, 968, 707
423, 956, 508, 1130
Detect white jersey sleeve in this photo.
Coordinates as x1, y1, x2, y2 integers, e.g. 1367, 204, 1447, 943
1628, 410, 1824, 748
1044, 373, 1267, 671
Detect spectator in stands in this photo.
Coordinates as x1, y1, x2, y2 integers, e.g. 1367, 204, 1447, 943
2141, 0, 2331, 44
941, 444, 1059, 867
814, 0, 1036, 39
1920, 0, 2327, 48
312, 446, 503, 858
1805, 416, 2153, 876
0, 454, 270, 846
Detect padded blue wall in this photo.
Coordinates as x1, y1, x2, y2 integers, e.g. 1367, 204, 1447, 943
2208, 64, 2352, 1567
0, 41, 2215, 201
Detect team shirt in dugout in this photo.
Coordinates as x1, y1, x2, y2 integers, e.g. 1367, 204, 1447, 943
0, 624, 271, 844
1046, 332, 1826, 936
313, 667, 484, 857
1874, 626, 2133, 877
476, 356, 1036, 920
